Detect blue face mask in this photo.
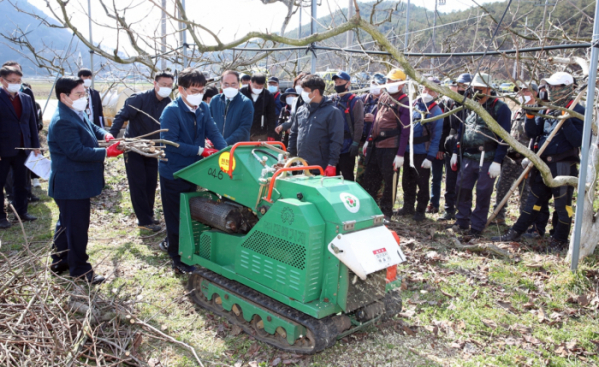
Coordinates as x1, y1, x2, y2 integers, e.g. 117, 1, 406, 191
267, 85, 279, 94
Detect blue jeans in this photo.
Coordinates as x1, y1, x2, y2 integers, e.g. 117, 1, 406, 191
429, 156, 444, 208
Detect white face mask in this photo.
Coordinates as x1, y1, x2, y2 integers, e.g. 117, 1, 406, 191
387, 82, 402, 94
370, 84, 381, 95
83, 79, 92, 88
185, 90, 203, 106
421, 93, 434, 103
157, 87, 171, 98
267, 85, 278, 94
70, 97, 88, 112
223, 87, 238, 99
295, 85, 303, 95
301, 90, 313, 104
6, 83, 21, 94
517, 95, 532, 104
286, 96, 297, 106
252, 88, 263, 95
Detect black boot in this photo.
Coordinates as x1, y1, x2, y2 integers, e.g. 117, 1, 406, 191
547, 238, 568, 253
412, 212, 426, 222
491, 229, 522, 242
438, 211, 455, 221
394, 207, 415, 216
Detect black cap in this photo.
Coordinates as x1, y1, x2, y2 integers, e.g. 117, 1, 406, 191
268, 76, 279, 84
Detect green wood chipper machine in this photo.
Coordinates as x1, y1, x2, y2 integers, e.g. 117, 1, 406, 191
173, 141, 406, 353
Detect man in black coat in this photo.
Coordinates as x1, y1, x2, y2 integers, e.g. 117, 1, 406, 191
78, 68, 105, 128
240, 73, 277, 142
0, 66, 41, 228
109, 71, 174, 232
2, 61, 42, 202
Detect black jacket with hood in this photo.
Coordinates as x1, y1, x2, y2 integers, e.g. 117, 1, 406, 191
288, 97, 344, 169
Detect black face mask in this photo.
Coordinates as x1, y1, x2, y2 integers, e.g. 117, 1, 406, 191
473, 89, 486, 101
458, 90, 466, 96
539, 90, 549, 101
334, 83, 348, 94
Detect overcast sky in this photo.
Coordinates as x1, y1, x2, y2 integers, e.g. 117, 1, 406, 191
25, 0, 504, 53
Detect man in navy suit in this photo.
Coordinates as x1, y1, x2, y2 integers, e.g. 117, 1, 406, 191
78, 68, 105, 128
0, 66, 41, 228
47, 76, 123, 285
160, 68, 227, 274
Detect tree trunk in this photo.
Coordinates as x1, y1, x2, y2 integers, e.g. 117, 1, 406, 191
568, 117, 599, 260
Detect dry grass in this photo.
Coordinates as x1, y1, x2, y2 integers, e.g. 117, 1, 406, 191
0, 154, 597, 366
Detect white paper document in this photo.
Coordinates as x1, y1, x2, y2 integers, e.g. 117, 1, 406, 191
24, 151, 51, 180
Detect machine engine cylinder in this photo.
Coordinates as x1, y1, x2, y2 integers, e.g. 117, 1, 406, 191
190, 197, 252, 233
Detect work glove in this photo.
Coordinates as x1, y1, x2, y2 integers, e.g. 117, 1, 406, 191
488, 162, 501, 178
104, 133, 115, 143
521, 158, 530, 170
324, 165, 336, 177
349, 141, 359, 158
200, 148, 219, 157
450, 153, 458, 171
267, 137, 275, 142
362, 142, 368, 156
205, 139, 214, 149
421, 159, 432, 169
392, 155, 404, 171
106, 142, 123, 158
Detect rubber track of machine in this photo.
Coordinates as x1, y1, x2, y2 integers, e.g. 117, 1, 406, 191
382, 289, 403, 320
187, 268, 340, 354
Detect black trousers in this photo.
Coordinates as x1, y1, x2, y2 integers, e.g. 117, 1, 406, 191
401, 154, 429, 214
5, 168, 33, 199
443, 153, 459, 213
363, 147, 397, 218
125, 152, 158, 226
0, 151, 29, 219
52, 198, 93, 278
337, 152, 356, 181
160, 175, 196, 264
512, 162, 577, 242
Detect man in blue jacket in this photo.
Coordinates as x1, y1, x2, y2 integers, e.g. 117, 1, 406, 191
209, 70, 254, 145
396, 77, 444, 222
492, 72, 583, 251
160, 68, 227, 274
109, 71, 174, 233
0, 66, 41, 228
47, 76, 123, 284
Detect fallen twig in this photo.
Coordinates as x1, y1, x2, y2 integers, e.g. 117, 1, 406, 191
446, 228, 512, 259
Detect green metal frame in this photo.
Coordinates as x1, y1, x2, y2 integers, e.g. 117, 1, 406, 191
175, 144, 403, 322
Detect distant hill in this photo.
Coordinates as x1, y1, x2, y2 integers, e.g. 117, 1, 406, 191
275, 0, 594, 78
0, 0, 87, 75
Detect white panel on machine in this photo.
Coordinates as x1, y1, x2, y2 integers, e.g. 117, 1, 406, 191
327, 226, 406, 280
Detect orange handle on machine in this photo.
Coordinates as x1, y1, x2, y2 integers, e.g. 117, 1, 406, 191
265, 165, 324, 203
227, 141, 287, 178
